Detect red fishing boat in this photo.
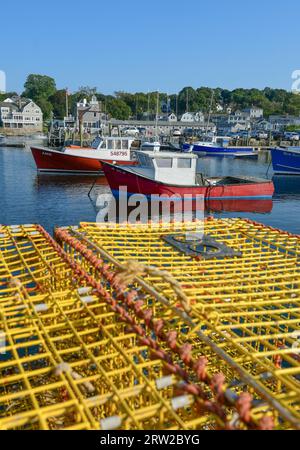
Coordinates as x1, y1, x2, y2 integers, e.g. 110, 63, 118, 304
102, 150, 274, 199
30, 136, 137, 174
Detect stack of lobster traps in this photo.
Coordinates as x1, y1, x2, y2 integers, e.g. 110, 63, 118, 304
0, 219, 299, 430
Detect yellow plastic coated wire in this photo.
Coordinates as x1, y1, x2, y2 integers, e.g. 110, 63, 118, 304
58, 218, 300, 428
0, 224, 229, 430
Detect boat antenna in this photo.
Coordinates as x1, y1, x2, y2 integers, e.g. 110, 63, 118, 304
206, 90, 214, 135
155, 91, 159, 140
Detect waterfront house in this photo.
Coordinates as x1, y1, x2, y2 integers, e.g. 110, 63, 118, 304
254, 119, 273, 132
76, 95, 105, 132
228, 110, 251, 129
269, 115, 300, 131
180, 111, 205, 123
243, 106, 264, 119
0, 96, 43, 131
158, 113, 177, 122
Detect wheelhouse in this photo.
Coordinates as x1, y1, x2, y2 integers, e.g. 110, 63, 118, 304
135, 150, 198, 185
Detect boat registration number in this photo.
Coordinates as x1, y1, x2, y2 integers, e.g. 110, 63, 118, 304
42, 152, 52, 156
109, 150, 130, 158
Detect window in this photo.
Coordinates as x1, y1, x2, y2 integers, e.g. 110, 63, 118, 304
139, 154, 153, 167
122, 140, 128, 150
177, 158, 191, 168
107, 140, 113, 149
115, 140, 121, 149
155, 158, 172, 168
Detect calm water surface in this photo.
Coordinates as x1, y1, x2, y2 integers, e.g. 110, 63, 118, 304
0, 144, 299, 234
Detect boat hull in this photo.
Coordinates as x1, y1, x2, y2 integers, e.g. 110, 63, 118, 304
102, 163, 274, 199
30, 146, 135, 174
183, 143, 255, 155
271, 147, 300, 175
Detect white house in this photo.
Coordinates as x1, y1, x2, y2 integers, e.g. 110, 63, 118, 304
228, 110, 251, 127
76, 95, 105, 132
180, 111, 205, 123
255, 119, 273, 132
158, 113, 177, 122
167, 112, 177, 122
243, 106, 263, 119
0, 96, 43, 130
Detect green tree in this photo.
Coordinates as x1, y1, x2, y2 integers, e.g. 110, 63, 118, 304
23, 74, 56, 101
285, 93, 300, 115
0, 91, 18, 102
49, 89, 68, 119
23, 74, 56, 120
35, 97, 53, 121
76, 86, 97, 102
106, 98, 131, 119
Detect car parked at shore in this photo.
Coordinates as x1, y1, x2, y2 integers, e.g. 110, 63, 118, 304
122, 126, 140, 137
284, 131, 300, 141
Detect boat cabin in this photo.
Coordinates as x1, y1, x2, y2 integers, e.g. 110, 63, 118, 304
64, 135, 136, 161
196, 135, 231, 148
134, 150, 198, 185
91, 136, 135, 150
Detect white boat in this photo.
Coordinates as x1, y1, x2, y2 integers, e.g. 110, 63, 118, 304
141, 91, 161, 152
140, 138, 160, 152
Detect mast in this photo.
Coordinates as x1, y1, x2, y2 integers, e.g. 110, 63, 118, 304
206, 90, 214, 134
155, 91, 159, 140
65, 87, 69, 118
186, 88, 189, 112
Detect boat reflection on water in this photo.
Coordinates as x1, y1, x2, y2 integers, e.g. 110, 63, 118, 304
112, 197, 273, 222
205, 198, 273, 213
35, 174, 109, 187
273, 175, 300, 196
33, 174, 274, 221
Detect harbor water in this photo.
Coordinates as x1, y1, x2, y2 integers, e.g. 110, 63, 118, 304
0, 144, 299, 234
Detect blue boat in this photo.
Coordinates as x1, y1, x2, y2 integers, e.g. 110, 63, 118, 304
271, 147, 300, 175
183, 136, 257, 156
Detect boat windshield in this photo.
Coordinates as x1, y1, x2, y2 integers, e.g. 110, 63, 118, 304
102, 138, 131, 150
91, 136, 103, 149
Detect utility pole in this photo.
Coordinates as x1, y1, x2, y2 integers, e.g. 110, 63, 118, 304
135, 95, 138, 120
65, 87, 69, 118
186, 89, 189, 112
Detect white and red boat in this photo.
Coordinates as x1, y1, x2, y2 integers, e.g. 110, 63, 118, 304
102, 150, 274, 199
30, 136, 137, 174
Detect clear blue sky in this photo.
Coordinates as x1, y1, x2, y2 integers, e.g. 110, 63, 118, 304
1, 0, 300, 94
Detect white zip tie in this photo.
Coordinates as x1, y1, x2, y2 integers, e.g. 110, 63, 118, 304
80, 295, 95, 304
155, 375, 173, 390
10, 227, 21, 232
34, 303, 48, 312
290, 331, 300, 338
171, 395, 191, 411
77, 287, 92, 295
14, 305, 27, 311
100, 415, 122, 430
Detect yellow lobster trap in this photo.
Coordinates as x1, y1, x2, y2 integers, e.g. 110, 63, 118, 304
0, 223, 267, 430
54, 218, 300, 429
